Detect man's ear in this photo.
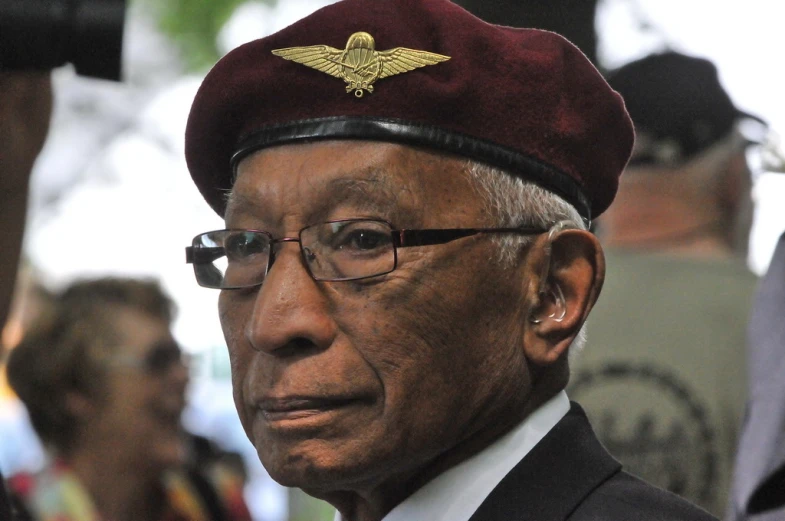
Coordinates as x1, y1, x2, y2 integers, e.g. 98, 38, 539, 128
523, 228, 605, 366
719, 150, 752, 208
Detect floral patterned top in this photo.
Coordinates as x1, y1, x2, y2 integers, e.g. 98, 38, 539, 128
6, 459, 252, 521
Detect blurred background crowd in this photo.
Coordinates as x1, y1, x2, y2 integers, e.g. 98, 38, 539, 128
1, 1, 784, 520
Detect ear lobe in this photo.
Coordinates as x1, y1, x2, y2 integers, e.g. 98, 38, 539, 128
524, 229, 605, 366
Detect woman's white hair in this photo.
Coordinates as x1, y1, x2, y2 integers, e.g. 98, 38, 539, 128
462, 160, 589, 355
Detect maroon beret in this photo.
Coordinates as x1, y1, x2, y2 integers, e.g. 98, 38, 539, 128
185, 0, 634, 221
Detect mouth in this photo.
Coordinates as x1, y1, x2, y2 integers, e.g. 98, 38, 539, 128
258, 396, 366, 423
150, 393, 186, 431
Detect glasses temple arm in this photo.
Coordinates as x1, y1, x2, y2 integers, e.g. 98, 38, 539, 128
393, 227, 547, 248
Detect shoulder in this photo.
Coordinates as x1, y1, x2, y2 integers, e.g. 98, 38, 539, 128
570, 471, 718, 521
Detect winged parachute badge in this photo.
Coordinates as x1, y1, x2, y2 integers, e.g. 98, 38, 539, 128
271, 32, 450, 98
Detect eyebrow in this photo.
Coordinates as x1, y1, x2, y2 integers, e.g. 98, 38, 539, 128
224, 190, 265, 222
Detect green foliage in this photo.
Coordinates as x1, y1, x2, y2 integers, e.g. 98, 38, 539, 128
135, 0, 275, 72
288, 489, 335, 521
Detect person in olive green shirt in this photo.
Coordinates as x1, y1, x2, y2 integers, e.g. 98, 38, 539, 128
568, 52, 765, 517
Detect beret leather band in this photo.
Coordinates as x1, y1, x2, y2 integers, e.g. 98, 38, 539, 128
232, 116, 593, 221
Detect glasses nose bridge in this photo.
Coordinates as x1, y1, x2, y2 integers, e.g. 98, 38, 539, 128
267, 235, 306, 271
271, 235, 302, 246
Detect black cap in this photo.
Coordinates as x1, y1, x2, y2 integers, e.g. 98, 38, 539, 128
607, 51, 765, 166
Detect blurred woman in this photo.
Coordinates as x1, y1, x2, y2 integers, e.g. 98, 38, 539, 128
5, 277, 251, 521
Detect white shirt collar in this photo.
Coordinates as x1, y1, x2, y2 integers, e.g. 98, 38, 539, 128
333, 390, 570, 521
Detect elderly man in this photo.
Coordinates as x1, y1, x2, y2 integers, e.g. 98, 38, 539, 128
183, 1, 715, 520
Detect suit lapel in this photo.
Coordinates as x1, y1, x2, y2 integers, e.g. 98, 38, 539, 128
468, 402, 621, 521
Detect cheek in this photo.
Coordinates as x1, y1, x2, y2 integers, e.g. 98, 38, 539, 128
128, 381, 163, 414
339, 278, 473, 403
219, 293, 257, 434
96, 383, 149, 434
219, 292, 249, 372
369, 271, 485, 357
360, 265, 526, 410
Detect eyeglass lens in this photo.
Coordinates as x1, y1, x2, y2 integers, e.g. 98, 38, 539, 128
106, 340, 187, 375
144, 341, 187, 374
191, 219, 397, 289
301, 219, 394, 280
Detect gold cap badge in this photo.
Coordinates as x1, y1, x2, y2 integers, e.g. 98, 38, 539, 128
272, 32, 450, 98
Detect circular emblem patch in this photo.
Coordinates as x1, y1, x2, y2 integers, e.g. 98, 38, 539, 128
570, 363, 717, 507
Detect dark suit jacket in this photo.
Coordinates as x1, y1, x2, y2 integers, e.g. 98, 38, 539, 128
469, 403, 717, 521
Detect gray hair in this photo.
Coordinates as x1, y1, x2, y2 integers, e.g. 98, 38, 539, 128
462, 160, 589, 356
463, 161, 588, 261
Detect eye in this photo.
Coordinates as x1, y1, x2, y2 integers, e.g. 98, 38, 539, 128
330, 222, 392, 252
345, 229, 387, 250
224, 232, 269, 260
144, 341, 183, 374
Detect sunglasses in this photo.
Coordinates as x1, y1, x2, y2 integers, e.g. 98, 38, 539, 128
106, 340, 190, 376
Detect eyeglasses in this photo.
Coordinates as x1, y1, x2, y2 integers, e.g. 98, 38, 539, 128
106, 340, 190, 375
186, 218, 547, 290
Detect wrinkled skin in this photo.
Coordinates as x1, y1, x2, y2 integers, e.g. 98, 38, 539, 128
219, 141, 601, 521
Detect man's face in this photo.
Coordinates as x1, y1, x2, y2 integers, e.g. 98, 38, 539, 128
220, 141, 534, 496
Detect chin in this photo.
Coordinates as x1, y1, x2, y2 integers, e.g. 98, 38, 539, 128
259, 442, 357, 491
258, 437, 404, 497
261, 449, 332, 487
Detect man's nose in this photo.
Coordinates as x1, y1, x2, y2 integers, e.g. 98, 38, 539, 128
244, 243, 336, 355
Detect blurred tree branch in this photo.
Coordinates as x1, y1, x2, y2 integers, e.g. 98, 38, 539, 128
136, 0, 274, 71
